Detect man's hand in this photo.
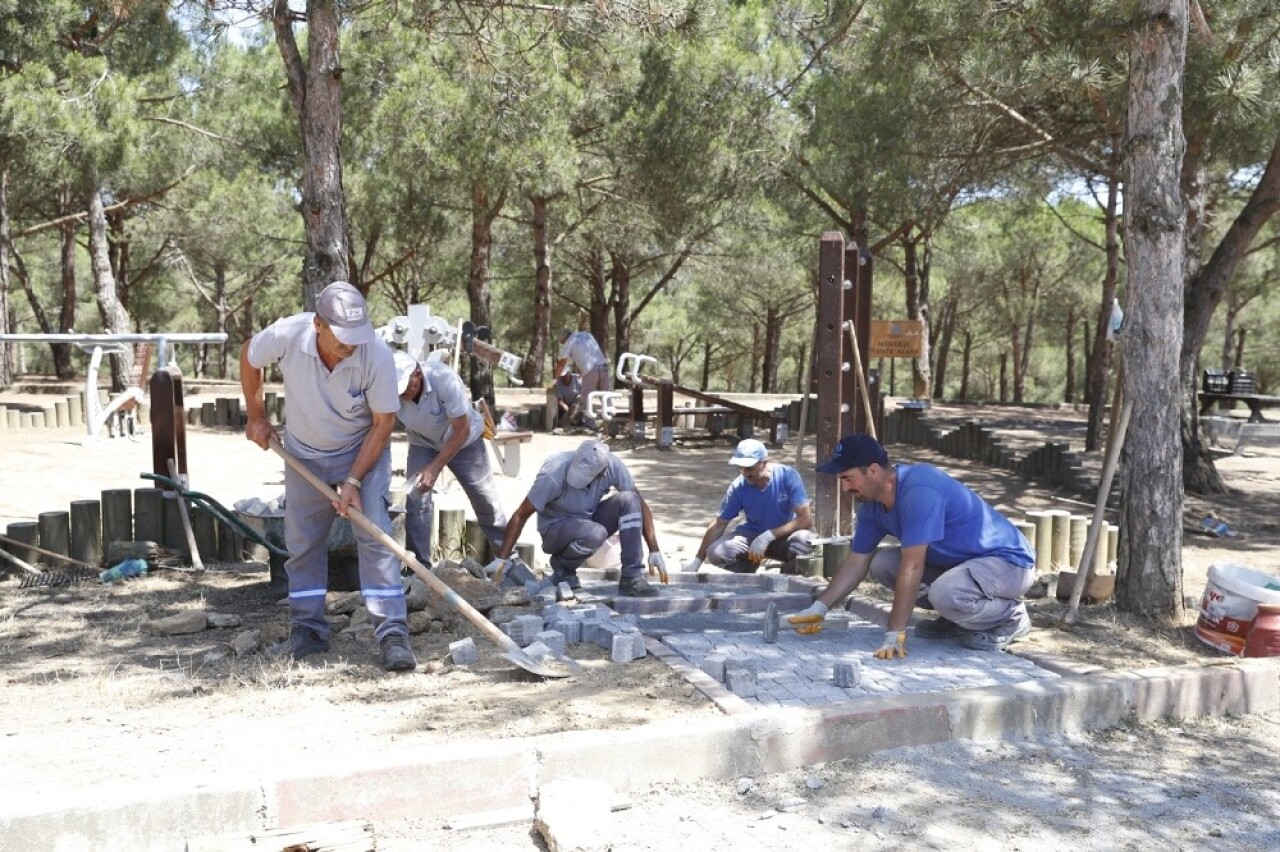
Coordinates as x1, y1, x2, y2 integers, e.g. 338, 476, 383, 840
333, 480, 362, 517
647, 552, 668, 584
787, 601, 828, 634
682, 556, 703, 573
748, 530, 776, 562
873, 630, 908, 660
484, 557, 510, 584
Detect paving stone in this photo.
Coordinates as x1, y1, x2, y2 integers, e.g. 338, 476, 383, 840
534, 630, 566, 657
611, 633, 635, 663
449, 637, 478, 666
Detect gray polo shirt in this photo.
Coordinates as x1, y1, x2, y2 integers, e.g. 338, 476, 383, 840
554, 374, 581, 404
559, 332, 607, 372
247, 312, 400, 459
398, 359, 485, 450
527, 451, 635, 534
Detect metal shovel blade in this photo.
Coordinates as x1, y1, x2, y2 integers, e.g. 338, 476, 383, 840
269, 440, 582, 679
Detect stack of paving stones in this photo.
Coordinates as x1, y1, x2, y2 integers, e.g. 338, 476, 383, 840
496, 598, 648, 664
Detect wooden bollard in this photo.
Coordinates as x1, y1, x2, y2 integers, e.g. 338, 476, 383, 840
215, 397, 232, 427
54, 400, 69, 428
37, 511, 71, 558
3, 521, 38, 563
464, 518, 490, 563
1047, 509, 1071, 570
0, 405, 7, 428
219, 526, 244, 562
1106, 524, 1119, 570
68, 394, 84, 426
162, 494, 187, 554
1069, 515, 1089, 570
822, 543, 844, 578
191, 505, 218, 562
200, 401, 216, 426
1014, 520, 1037, 555
70, 499, 102, 565
134, 488, 166, 546
101, 489, 133, 544
1025, 511, 1053, 573
438, 509, 465, 563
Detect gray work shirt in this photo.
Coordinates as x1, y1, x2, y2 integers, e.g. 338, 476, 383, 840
397, 359, 485, 450
554, 375, 581, 404
559, 332, 608, 373
247, 312, 399, 459
527, 451, 635, 534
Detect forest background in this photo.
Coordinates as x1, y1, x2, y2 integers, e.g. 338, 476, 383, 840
1, 1, 1276, 615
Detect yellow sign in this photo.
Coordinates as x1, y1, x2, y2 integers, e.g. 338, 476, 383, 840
869, 320, 924, 358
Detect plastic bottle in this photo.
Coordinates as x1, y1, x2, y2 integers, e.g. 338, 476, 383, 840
99, 558, 148, 584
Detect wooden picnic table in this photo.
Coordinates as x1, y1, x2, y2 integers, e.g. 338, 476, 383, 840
1198, 391, 1280, 423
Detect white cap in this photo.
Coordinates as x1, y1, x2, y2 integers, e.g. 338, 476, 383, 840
729, 438, 768, 467
393, 351, 418, 394
566, 439, 610, 489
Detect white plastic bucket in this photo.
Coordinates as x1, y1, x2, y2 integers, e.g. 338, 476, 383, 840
1194, 562, 1280, 655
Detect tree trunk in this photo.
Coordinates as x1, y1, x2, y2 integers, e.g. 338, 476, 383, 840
1181, 137, 1280, 494
88, 187, 136, 391
1064, 308, 1077, 403
1118, 0, 1188, 619
902, 234, 931, 398
932, 289, 957, 398
523, 194, 552, 386
53, 183, 76, 379
0, 155, 12, 388
273, 0, 350, 305
610, 251, 631, 360
761, 303, 781, 393
1085, 166, 1123, 450
468, 181, 505, 405
958, 332, 971, 399
586, 244, 609, 351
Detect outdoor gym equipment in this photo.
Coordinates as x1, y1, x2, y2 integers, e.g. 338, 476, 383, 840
376, 307, 524, 384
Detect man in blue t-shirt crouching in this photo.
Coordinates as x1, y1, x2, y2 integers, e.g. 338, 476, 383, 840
788, 434, 1035, 658
684, 439, 815, 574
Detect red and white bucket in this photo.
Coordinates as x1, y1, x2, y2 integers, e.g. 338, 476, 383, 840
1194, 563, 1280, 656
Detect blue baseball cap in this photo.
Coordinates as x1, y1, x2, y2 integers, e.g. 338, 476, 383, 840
816, 434, 888, 474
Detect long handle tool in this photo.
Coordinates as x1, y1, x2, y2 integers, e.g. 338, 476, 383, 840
269, 439, 580, 678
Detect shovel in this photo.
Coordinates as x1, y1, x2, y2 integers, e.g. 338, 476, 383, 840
268, 439, 580, 679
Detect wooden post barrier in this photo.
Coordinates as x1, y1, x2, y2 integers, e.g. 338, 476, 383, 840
70, 500, 102, 565
38, 511, 71, 558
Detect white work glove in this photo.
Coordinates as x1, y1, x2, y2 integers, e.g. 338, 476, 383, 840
647, 551, 669, 584
787, 601, 828, 635
682, 556, 703, 573
748, 530, 776, 563
873, 630, 909, 661
485, 557, 510, 584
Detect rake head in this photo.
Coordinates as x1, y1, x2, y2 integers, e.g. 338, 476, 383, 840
19, 567, 99, 589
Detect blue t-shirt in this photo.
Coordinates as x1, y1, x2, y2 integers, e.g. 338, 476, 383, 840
718, 463, 808, 539
850, 464, 1033, 569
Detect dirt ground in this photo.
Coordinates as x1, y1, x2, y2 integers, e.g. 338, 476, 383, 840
3, 391, 1280, 846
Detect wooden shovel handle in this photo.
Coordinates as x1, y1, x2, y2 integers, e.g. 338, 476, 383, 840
267, 439, 519, 654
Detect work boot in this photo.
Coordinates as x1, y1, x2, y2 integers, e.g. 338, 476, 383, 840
963, 607, 1032, 652
914, 616, 965, 640
268, 626, 329, 661
380, 633, 418, 672
617, 574, 658, 598
549, 568, 581, 591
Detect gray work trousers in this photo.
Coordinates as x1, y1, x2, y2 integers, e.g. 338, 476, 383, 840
708, 529, 816, 574
869, 546, 1034, 631
282, 445, 406, 643
404, 438, 507, 564
539, 491, 644, 579
574, 363, 612, 428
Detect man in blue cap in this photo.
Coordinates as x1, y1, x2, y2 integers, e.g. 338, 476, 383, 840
683, 438, 815, 574
788, 434, 1035, 658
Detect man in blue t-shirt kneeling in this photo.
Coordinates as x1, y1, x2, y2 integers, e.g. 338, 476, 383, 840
789, 434, 1035, 658
684, 439, 815, 575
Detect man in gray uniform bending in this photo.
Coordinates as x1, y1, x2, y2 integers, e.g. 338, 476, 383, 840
553, 329, 611, 430
241, 281, 416, 672
392, 351, 507, 565
488, 439, 667, 597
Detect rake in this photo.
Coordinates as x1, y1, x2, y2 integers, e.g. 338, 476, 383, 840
0, 535, 100, 588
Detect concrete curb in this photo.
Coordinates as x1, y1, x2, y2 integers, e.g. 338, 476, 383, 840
3, 657, 1277, 850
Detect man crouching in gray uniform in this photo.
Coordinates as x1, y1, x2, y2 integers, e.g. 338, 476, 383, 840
488, 439, 668, 597
241, 281, 416, 672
